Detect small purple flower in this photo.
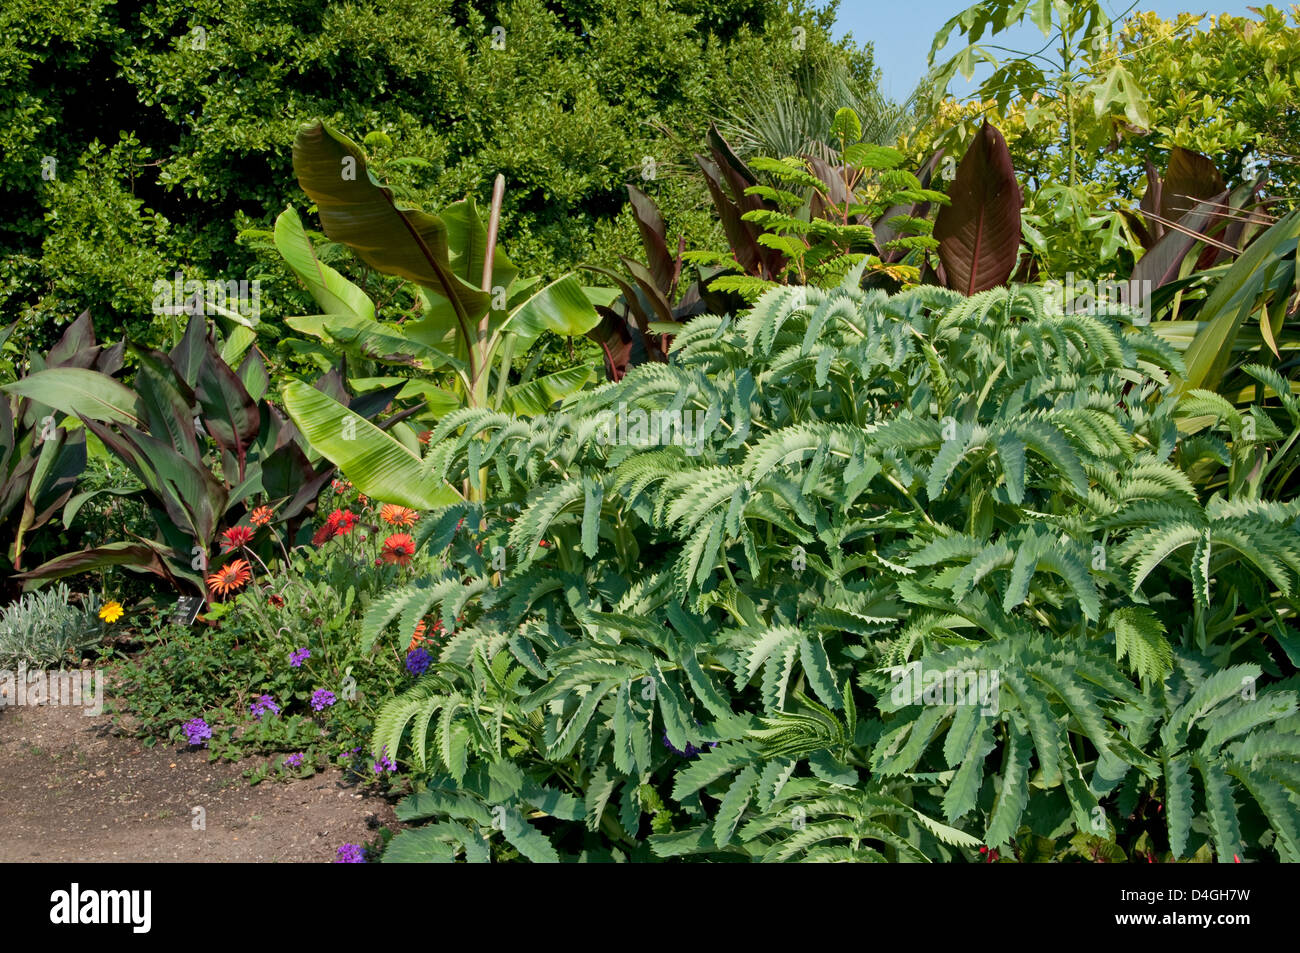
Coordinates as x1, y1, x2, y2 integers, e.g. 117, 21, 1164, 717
405, 646, 431, 676
249, 694, 280, 720
290, 647, 311, 668
311, 689, 336, 712
283, 752, 304, 768
662, 732, 719, 758
335, 844, 365, 863
183, 718, 212, 747
372, 745, 396, 775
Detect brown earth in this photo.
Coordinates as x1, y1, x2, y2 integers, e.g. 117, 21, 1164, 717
0, 691, 399, 863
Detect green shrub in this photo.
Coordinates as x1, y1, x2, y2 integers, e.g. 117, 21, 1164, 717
0, 583, 103, 667
365, 271, 1299, 862
0, 0, 877, 350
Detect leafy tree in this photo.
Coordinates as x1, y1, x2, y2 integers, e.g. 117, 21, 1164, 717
1117, 7, 1300, 197
925, 0, 1169, 277
922, 2, 1300, 279
0, 0, 876, 354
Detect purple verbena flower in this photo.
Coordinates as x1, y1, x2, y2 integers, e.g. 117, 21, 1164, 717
661, 731, 719, 758
249, 694, 280, 720
405, 646, 431, 676
290, 647, 311, 668
372, 744, 396, 775
335, 844, 365, 863
311, 689, 336, 712
283, 752, 304, 768
183, 717, 212, 746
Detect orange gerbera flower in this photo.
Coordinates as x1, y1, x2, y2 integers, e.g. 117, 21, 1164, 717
249, 505, 273, 527
417, 430, 433, 445
220, 525, 255, 552
380, 533, 416, 566
380, 504, 419, 528
207, 558, 251, 597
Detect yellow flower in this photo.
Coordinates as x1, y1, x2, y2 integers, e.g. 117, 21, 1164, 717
99, 600, 124, 623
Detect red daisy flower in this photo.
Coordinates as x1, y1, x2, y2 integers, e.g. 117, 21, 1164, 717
220, 525, 255, 552
312, 508, 359, 545
380, 533, 416, 566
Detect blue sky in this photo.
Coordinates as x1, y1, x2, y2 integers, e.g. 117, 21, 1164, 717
828, 1, 1269, 100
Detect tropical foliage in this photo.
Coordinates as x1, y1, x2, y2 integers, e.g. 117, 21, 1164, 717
2, 0, 1298, 867
4, 311, 401, 593
364, 275, 1300, 862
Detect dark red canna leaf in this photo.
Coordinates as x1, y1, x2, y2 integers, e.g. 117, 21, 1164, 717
1161, 147, 1226, 222
933, 122, 1022, 295
626, 184, 675, 296
1131, 190, 1230, 290
1139, 160, 1164, 246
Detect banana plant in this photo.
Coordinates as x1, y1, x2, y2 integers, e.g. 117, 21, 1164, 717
275, 120, 609, 503
4, 312, 398, 594
0, 311, 123, 586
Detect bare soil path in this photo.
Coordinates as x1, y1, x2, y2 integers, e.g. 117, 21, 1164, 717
0, 698, 397, 862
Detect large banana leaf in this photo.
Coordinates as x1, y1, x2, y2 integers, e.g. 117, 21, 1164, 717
292, 121, 489, 364
500, 274, 602, 348
319, 315, 448, 370
273, 206, 376, 322
441, 198, 518, 296
1, 368, 144, 426
505, 366, 596, 416
282, 381, 460, 510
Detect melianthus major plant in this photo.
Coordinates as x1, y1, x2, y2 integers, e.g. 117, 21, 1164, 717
360, 267, 1299, 862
